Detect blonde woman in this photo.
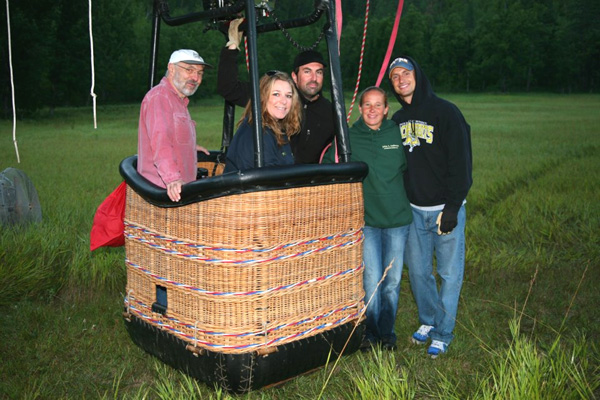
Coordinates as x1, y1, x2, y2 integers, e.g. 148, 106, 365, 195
224, 71, 302, 172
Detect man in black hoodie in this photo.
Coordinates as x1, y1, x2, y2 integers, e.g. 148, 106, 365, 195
388, 56, 473, 358
217, 19, 335, 164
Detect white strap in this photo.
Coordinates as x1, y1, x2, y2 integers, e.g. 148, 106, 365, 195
5, 0, 20, 163
89, 0, 97, 129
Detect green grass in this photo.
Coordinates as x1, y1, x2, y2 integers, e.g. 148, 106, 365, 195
1, 94, 599, 399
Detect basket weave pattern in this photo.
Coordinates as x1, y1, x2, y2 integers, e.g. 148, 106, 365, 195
196, 161, 224, 176
124, 183, 365, 354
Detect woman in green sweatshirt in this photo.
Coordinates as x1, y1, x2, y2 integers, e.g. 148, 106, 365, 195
323, 86, 412, 351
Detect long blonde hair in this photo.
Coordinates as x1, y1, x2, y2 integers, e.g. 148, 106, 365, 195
240, 71, 302, 146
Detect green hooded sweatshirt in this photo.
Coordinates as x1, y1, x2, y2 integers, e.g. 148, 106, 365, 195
323, 118, 412, 228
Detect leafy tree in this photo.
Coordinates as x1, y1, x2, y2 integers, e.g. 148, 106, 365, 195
1, 0, 599, 117
429, 10, 471, 91
392, 4, 432, 71
0, 0, 61, 116
91, 0, 147, 104
551, 0, 600, 92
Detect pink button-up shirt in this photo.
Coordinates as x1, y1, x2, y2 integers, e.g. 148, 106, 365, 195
137, 77, 197, 188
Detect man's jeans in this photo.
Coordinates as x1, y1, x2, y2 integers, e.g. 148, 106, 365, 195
405, 205, 466, 345
362, 224, 410, 344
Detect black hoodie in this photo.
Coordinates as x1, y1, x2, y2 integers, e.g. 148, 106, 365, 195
388, 56, 472, 214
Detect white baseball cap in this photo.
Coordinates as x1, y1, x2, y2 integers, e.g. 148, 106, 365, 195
168, 49, 212, 67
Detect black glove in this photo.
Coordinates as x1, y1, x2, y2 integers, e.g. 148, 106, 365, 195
439, 205, 459, 235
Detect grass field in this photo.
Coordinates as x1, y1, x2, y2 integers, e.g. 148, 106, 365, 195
1, 94, 599, 399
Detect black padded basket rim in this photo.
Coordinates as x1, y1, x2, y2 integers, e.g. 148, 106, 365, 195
119, 154, 368, 208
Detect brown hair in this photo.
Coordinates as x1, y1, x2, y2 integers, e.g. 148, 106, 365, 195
359, 86, 389, 107
240, 72, 302, 146
359, 86, 389, 119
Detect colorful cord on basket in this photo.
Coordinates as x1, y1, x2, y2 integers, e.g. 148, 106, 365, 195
124, 225, 363, 265
125, 222, 362, 253
124, 296, 364, 351
126, 259, 363, 297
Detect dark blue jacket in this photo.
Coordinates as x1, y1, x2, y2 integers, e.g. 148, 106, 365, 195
224, 119, 294, 173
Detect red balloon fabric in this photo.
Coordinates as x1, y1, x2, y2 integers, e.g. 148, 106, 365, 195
90, 181, 126, 251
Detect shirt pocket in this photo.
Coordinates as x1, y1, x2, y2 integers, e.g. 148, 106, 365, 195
173, 112, 194, 145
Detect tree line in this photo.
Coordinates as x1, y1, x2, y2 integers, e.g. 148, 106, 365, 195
0, 0, 598, 117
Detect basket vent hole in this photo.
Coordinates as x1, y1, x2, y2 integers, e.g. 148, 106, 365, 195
152, 285, 168, 315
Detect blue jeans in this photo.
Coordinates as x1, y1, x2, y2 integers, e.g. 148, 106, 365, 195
362, 224, 410, 344
405, 205, 466, 345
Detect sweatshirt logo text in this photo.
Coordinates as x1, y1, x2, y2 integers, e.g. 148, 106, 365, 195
399, 121, 434, 152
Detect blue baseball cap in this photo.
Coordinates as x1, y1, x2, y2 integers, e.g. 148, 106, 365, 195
388, 57, 414, 76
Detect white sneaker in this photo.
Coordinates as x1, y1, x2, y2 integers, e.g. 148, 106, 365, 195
411, 325, 434, 344
427, 340, 448, 359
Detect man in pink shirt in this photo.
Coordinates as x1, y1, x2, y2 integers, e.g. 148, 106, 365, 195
137, 49, 211, 202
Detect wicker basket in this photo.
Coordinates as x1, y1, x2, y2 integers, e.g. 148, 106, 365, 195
197, 160, 225, 177
119, 156, 367, 392
123, 181, 365, 354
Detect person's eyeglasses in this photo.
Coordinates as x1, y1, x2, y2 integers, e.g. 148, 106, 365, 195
266, 70, 282, 77
175, 64, 204, 78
